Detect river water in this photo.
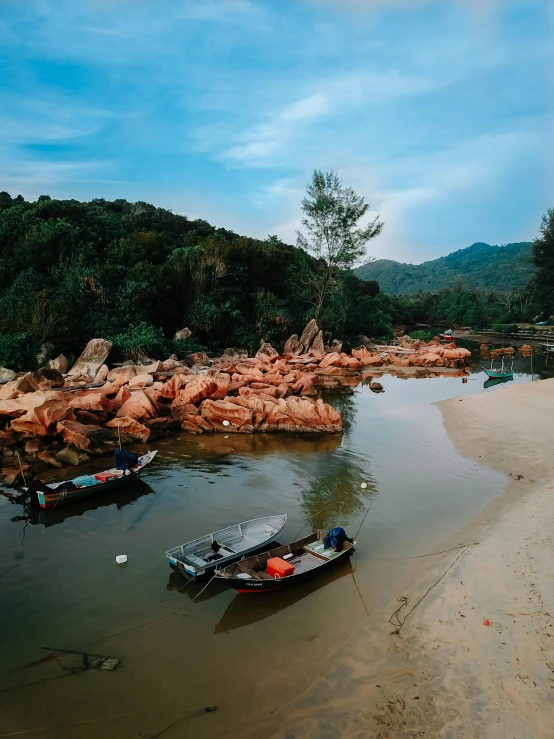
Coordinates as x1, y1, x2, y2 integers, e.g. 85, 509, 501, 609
0, 347, 550, 738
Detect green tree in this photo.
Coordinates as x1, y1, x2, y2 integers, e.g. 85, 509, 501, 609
297, 170, 383, 320
532, 208, 554, 315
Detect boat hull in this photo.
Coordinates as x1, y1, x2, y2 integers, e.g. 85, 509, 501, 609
166, 514, 288, 578
35, 451, 157, 509
233, 548, 354, 593
484, 370, 513, 380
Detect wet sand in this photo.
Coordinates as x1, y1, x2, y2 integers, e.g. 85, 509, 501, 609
270, 378, 554, 737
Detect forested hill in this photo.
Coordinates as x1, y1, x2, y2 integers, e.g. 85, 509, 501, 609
355, 241, 533, 294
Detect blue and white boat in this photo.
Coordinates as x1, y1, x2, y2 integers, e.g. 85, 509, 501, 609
166, 514, 288, 578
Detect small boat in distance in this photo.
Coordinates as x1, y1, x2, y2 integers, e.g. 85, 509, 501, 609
484, 356, 514, 380
26, 450, 157, 509
166, 514, 288, 578
216, 531, 354, 593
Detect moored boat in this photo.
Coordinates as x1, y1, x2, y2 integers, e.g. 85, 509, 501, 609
216, 531, 354, 593
26, 450, 157, 509
166, 514, 287, 578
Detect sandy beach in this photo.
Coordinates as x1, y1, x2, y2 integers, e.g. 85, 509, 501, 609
266, 378, 554, 738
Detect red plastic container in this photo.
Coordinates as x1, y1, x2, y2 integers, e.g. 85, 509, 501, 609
266, 557, 295, 579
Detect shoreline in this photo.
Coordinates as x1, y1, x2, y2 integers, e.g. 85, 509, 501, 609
264, 378, 554, 738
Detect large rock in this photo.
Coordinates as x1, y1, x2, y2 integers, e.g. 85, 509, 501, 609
329, 339, 343, 353
68, 339, 113, 379
299, 319, 319, 352
116, 390, 158, 421
177, 378, 218, 406
93, 364, 110, 384
283, 334, 303, 355
185, 352, 210, 367
128, 373, 154, 388
0, 367, 16, 383
11, 395, 72, 436
200, 399, 254, 431
158, 372, 193, 400
32, 368, 64, 390
37, 450, 62, 468
56, 420, 114, 451
256, 343, 279, 362
48, 354, 70, 374
319, 352, 342, 369
205, 369, 230, 400
309, 330, 325, 357
68, 390, 114, 418
174, 327, 192, 340
107, 365, 140, 387
55, 446, 91, 466
105, 416, 150, 442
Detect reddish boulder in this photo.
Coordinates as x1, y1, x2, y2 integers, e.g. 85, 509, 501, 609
177, 378, 218, 406
33, 368, 64, 390
48, 354, 70, 374
114, 385, 131, 410
56, 419, 114, 451
128, 373, 154, 388
158, 372, 193, 400
206, 369, 231, 400
107, 365, 140, 387
256, 343, 279, 362
116, 390, 158, 421
68, 390, 114, 416
283, 334, 303, 355
170, 402, 199, 422
309, 330, 325, 357
185, 351, 210, 367
299, 319, 319, 352
319, 353, 342, 369
93, 364, 110, 383
200, 399, 254, 431
106, 416, 150, 442
338, 356, 362, 369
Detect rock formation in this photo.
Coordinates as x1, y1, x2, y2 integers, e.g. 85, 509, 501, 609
67, 339, 113, 379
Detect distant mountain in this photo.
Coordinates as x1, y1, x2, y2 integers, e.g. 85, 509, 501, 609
354, 242, 533, 294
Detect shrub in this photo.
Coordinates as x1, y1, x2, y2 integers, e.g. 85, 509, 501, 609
110, 322, 168, 361
0, 333, 38, 371
171, 338, 209, 359
410, 329, 433, 341
491, 324, 519, 334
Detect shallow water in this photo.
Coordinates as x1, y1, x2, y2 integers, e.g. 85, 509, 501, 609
0, 355, 546, 738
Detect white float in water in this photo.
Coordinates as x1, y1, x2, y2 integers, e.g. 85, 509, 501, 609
360, 482, 368, 489
222, 420, 231, 427
116, 555, 127, 565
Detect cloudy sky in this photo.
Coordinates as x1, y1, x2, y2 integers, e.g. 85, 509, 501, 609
0, 0, 552, 262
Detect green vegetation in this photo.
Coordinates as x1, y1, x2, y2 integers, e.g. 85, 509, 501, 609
409, 330, 433, 341
0, 333, 38, 371
532, 208, 554, 315
355, 242, 533, 294
0, 191, 392, 361
297, 170, 383, 319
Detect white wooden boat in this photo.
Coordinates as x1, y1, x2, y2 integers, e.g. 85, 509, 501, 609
166, 514, 287, 578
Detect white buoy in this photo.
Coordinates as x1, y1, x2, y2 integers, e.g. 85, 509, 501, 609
222, 420, 231, 427
116, 555, 127, 565
360, 482, 368, 489
224, 435, 229, 439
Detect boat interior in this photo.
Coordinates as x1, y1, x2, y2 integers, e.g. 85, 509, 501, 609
224, 531, 352, 581
168, 518, 283, 569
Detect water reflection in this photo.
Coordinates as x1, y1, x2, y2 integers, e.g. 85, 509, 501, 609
296, 452, 375, 533
7, 479, 156, 529
212, 559, 354, 635
483, 376, 513, 390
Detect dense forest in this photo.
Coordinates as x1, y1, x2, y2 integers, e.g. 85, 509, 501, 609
0, 192, 390, 369
0, 191, 552, 371
355, 241, 533, 293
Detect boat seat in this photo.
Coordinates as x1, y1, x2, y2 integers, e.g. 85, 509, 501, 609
185, 554, 207, 567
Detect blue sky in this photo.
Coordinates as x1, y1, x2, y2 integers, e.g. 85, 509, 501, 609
0, 0, 552, 263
